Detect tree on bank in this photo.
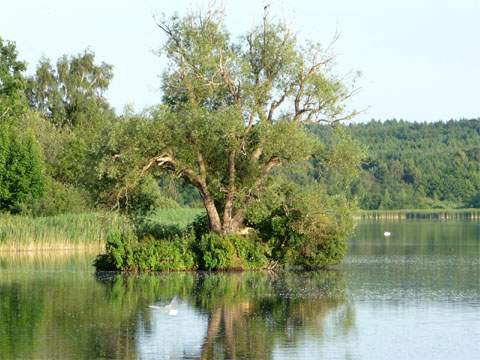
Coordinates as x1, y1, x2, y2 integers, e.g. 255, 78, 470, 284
26, 50, 114, 128
0, 37, 44, 212
0, 37, 28, 120
94, 8, 362, 271
102, 9, 360, 236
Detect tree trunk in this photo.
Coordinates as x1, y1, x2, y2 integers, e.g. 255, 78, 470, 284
230, 210, 246, 233
222, 150, 236, 234
202, 193, 223, 234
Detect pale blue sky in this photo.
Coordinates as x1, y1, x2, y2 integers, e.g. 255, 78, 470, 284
1, 0, 479, 121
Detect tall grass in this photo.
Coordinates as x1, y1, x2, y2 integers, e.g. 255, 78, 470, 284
0, 212, 126, 252
0, 208, 205, 252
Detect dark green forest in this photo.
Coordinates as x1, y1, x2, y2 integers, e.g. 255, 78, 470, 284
314, 119, 480, 210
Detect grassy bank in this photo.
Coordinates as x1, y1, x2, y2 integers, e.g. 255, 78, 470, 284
356, 209, 480, 220
145, 208, 204, 228
0, 212, 126, 252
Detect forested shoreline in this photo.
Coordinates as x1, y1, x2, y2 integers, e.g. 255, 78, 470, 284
343, 119, 480, 210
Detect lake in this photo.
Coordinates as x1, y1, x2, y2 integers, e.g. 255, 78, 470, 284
0, 220, 478, 359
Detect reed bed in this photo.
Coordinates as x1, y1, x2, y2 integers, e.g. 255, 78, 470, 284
0, 208, 203, 252
0, 212, 126, 252
356, 209, 480, 221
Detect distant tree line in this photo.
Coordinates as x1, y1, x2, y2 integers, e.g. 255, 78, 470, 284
336, 119, 480, 209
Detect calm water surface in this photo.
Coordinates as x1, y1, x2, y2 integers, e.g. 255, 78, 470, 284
0, 220, 479, 359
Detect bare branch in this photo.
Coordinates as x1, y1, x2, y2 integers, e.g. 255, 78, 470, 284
267, 90, 289, 122
0, 107, 10, 120
141, 153, 175, 177
261, 155, 281, 176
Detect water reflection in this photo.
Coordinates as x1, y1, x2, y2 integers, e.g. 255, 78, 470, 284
0, 220, 478, 359
0, 257, 353, 359
97, 271, 354, 359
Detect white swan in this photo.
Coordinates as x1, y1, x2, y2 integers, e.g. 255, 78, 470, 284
149, 295, 179, 316
384, 231, 391, 237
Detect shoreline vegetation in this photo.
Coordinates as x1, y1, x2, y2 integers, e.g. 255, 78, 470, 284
0, 213, 121, 252
356, 209, 480, 220
1, 208, 478, 253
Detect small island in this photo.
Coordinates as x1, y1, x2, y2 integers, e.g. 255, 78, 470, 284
93, 9, 360, 271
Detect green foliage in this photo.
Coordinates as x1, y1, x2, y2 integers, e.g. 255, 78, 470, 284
0, 125, 45, 213
120, 175, 179, 216
248, 182, 354, 268
26, 50, 114, 127
133, 235, 196, 271
135, 219, 185, 241
314, 119, 480, 209
188, 212, 211, 239
97, 8, 359, 238
20, 51, 117, 215
0, 38, 46, 214
95, 215, 268, 272
157, 174, 202, 207
309, 125, 366, 196
95, 223, 197, 272
93, 111, 167, 209
21, 178, 90, 216
466, 193, 480, 208
197, 232, 268, 270
0, 37, 28, 120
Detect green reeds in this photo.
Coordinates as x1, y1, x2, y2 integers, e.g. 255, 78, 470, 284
0, 208, 204, 252
0, 212, 127, 252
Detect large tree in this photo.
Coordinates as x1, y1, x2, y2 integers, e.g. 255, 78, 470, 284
0, 38, 45, 212
102, 9, 358, 235
0, 36, 28, 121
26, 50, 113, 127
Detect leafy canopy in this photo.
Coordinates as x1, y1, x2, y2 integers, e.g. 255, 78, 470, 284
0, 37, 28, 121
26, 50, 113, 127
99, 8, 359, 235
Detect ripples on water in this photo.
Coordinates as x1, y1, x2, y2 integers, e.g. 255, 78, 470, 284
0, 220, 478, 359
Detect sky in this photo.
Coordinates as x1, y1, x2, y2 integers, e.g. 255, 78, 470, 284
1, 0, 479, 122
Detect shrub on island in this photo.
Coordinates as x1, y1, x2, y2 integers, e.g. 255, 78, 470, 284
94, 185, 354, 272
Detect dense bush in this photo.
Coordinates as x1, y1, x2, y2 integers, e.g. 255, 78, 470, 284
95, 219, 270, 272
21, 178, 91, 216
197, 233, 268, 270
96, 181, 353, 272
248, 183, 354, 268
0, 126, 45, 213
95, 223, 197, 271
466, 193, 480, 208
